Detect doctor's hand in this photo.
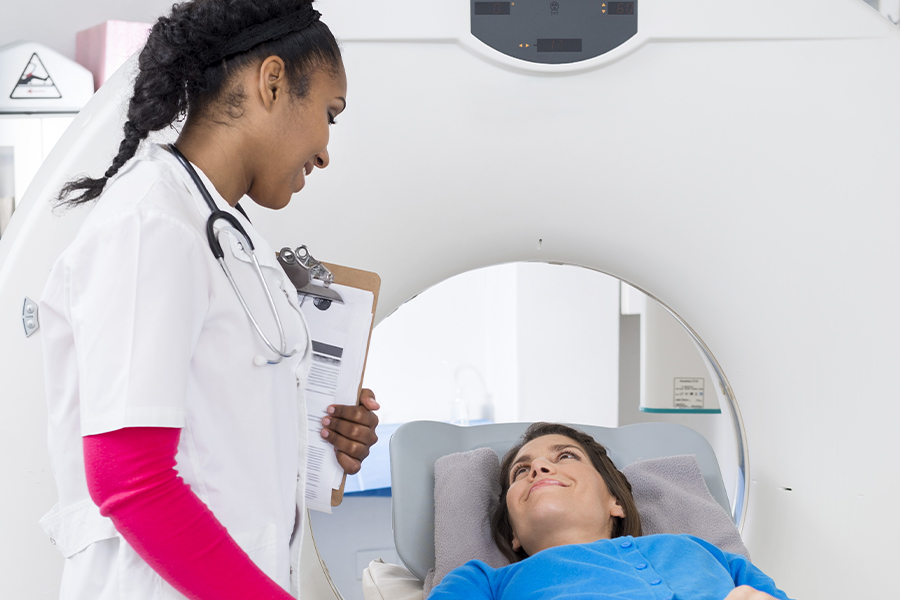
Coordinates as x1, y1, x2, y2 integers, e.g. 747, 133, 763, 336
321, 389, 380, 475
723, 586, 779, 600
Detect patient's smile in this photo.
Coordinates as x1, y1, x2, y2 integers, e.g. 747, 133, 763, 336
529, 479, 566, 495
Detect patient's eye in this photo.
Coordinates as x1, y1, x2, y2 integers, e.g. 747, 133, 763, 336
556, 450, 580, 462
511, 464, 529, 481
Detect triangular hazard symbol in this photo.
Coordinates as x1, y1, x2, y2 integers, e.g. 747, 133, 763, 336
10, 53, 62, 100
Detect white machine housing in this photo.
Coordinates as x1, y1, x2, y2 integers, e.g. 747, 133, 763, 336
0, 1, 896, 598
0, 42, 93, 114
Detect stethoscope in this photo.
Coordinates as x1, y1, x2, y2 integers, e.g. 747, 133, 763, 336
168, 143, 297, 366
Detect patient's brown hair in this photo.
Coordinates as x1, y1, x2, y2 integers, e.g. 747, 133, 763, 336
490, 422, 643, 562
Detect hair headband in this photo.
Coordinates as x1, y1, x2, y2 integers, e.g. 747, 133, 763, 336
200, 7, 321, 67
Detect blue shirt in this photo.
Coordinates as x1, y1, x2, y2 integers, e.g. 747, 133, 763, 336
428, 534, 793, 600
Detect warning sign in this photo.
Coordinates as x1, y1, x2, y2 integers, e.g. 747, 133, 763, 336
10, 53, 62, 100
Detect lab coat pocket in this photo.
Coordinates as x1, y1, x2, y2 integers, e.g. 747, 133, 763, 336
39, 499, 118, 558
232, 522, 278, 580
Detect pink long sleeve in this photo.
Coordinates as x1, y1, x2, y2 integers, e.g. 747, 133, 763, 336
83, 427, 294, 600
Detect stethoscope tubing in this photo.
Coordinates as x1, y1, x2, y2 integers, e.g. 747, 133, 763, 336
168, 143, 296, 365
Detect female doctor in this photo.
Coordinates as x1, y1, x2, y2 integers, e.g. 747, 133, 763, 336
38, 1, 377, 599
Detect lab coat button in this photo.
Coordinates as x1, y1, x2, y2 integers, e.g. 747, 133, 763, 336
620, 541, 632, 548
650, 578, 662, 586
636, 563, 647, 570
50, 538, 56, 545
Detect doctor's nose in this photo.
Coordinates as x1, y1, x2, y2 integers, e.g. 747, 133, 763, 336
315, 149, 330, 169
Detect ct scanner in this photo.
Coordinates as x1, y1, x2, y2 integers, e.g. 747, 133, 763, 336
0, 0, 897, 598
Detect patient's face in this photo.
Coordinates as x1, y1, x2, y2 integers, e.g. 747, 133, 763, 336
506, 434, 625, 555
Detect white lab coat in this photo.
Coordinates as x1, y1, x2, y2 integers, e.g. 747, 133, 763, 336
38, 144, 313, 599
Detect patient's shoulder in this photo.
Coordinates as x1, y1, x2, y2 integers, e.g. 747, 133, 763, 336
429, 560, 496, 600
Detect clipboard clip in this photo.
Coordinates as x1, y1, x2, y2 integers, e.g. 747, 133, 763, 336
277, 246, 344, 309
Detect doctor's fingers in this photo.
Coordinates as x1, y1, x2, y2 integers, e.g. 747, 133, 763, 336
322, 429, 371, 474
321, 409, 378, 448
325, 403, 379, 431
358, 388, 380, 411
333, 449, 364, 475
722, 586, 777, 600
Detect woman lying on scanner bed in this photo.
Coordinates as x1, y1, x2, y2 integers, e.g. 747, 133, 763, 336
428, 422, 794, 600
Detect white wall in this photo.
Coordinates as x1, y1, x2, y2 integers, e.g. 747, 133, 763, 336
515, 262, 620, 426
363, 265, 514, 425
362, 262, 621, 428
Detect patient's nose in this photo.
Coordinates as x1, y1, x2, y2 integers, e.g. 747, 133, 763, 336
531, 457, 553, 476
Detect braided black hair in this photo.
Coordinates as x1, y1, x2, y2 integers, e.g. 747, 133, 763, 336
59, 0, 341, 206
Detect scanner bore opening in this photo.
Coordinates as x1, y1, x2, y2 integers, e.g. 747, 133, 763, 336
309, 261, 748, 600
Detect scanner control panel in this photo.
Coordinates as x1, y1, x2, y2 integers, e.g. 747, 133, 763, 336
471, 1, 638, 65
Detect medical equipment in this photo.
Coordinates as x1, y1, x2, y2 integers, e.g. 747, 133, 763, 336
1, 1, 898, 599
0, 42, 90, 238
0, 42, 92, 114
167, 143, 297, 366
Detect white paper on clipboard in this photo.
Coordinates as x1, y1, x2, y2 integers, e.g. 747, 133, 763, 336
299, 283, 375, 513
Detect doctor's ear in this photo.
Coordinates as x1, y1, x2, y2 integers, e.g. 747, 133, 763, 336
257, 56, 287, 107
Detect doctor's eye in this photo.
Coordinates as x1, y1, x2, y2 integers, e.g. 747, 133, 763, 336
557, 451, 580, 461
328, 113, 338, 125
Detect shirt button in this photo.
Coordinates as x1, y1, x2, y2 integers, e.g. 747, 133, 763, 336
650, 578, 662, 586
636, 563, 648, 570
620, 541, 632, 548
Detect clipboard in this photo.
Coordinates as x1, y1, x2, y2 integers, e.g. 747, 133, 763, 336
321, 261, 380, 506
276, 247, 381, 507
